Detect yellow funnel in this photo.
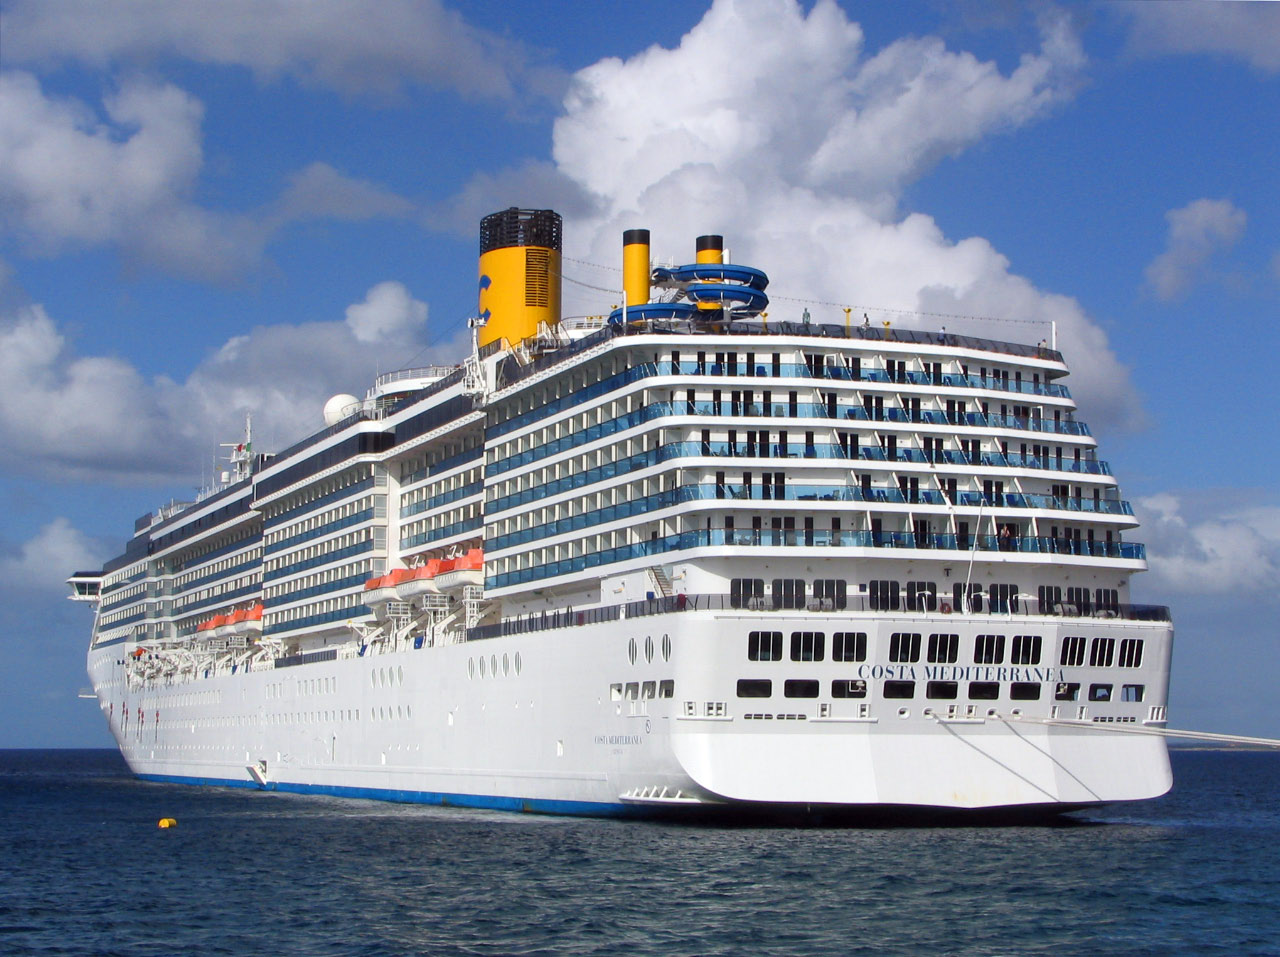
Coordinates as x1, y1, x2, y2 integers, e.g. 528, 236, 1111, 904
477, 208, 562, 349
623, 229, 650, 307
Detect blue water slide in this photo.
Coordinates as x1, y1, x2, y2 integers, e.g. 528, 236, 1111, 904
683, 282, 769, 315
653, 263, 769, 290
607, 302, 702, 324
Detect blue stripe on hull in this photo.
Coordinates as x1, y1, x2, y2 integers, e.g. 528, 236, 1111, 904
136, 773, 644, 818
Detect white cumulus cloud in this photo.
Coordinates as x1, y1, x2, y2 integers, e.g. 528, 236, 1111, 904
344, 281, 428, 344
0, 518, 110, 591
1144, 198, 1247, 301
1136, 493, 1280, 597
517, 0, 1140, 429
0, 285, 462, 484
1, 0, 560, 101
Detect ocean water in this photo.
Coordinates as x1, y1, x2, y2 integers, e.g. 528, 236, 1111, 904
1, 750, 1278, 957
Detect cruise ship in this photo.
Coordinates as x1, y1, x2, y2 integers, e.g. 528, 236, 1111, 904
69, 208, 1173, 819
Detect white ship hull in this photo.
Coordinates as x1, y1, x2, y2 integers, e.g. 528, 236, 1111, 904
89, 607, 1172, 818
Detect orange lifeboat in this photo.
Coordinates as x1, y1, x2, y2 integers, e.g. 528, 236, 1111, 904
398, 559, 441, 600
364, 569, 409, 606
242, 603, 263, 635
433, 548, 483, 590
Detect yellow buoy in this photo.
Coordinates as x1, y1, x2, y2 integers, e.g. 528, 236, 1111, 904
158, 817, 177, 829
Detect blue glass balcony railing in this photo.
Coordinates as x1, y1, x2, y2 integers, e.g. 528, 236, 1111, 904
487, 529, 1145, 589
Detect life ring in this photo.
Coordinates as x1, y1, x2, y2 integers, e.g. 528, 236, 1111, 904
940, 601, 953, 614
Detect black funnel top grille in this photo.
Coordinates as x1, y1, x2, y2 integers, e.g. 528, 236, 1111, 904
480, 208, 563, 254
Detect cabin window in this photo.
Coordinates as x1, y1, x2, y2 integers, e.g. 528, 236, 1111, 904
1118, 638, 1144, 668
730, 578, 764, 608
1121, 684, 1145, 702
790, 631, 825, 662
748, 630, 783, 662
1089, 637, 1116, 668
812, 579, 847, 610
869, 579, 900, 611
1060, 636, 1086, 667
927, 633, 959, 664
969, 682, 1000, 700
974, 634, 1006, 665
888, 632, 921, 663
832, 632, 867, 662
772, 578, 805, 610
831, 679, 867, 699
883, 680, 916, 699
1010, 682, 1041, 701
906, 581, 937, 611
1089, 683, 1113, 702
1055, 682, 1080, 701
784, 679, 820, 699
737, 679, 772, 698
926, 681, 958, 700
1011, 635, 1042, 665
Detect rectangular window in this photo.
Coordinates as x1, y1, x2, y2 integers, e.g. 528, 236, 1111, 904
748, 630, 783, 661
790, 631, 825, 662
642, 681, 656, 699
1089, 637, 1116, 667
1038, 585, 1062, 611
772, 577, 805, 610
888, 632, 921, 663
1095, 588, 1120, 612
812, 579, 847, 610
831, 679, 868, 699
869, 579, 900, 611
969, 681, 1000, 700
737, 679, 773, 698
1055, 682, 1080, 701
953, 582, 983, 613
784, 679, 820, 698
883, 680, 916, 699
1010, 682, 1041, 701
1011, 635, 1042, 665
927, 633, 959, 664
730, 577, 764, 608
906, 581, 937, 611
1060, 636, 1086, 667
832, 632, 867, 662
1121, 684, 1145, 702
974, 634, 1006, 665
658, 679, 674, 699
1066, 587, 1091, 614
926, 680, 958, 700
1089, 683, 1113, 702
989, 583, 1019, 613
1118, 638, 1144, 668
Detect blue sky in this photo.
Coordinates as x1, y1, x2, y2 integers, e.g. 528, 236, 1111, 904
1, 0, 1277, 747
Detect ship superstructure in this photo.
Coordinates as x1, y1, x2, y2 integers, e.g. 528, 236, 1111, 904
73, 208, 1172, 817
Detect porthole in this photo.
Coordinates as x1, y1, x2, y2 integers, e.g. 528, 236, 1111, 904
644, 635, 654, 663
468, 658, 475, 680
397, 666, 404, 685
502, 653, 510, 676
662, 634, 672, 662
490, 654, 497, 677
514, 652, 522, 675
479, 656, 487, 677
897, 707, 910, 719
370, 671, 376, 689
627, 637, 637, 665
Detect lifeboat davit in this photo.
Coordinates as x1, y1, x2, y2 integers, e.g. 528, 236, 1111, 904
433, 548, 483, 591
397, 559, 441, 600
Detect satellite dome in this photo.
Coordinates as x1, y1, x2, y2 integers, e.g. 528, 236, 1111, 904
323, 393, 360, 427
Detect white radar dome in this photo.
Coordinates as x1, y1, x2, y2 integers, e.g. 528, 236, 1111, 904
323, 393, 360, 427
